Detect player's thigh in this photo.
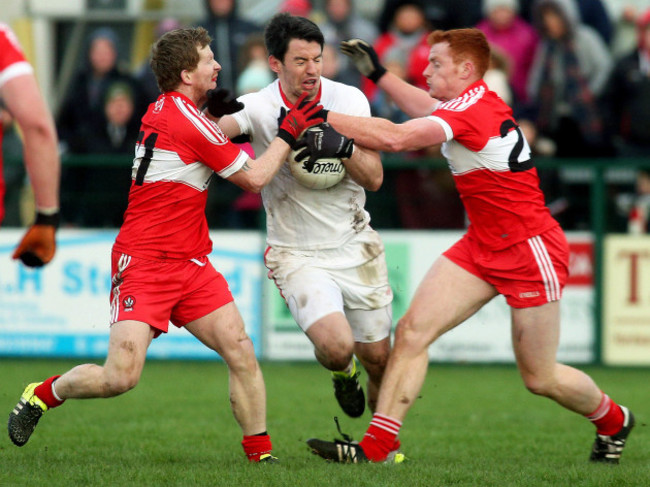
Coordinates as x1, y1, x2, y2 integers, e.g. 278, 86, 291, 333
511, 301, 561, 376
305, 311, 355, 355
268, 254, 347, 333
400, 256, 498, 342
104, 320, 154, 379
346, 304, 392, 344
185, 302, 254, 362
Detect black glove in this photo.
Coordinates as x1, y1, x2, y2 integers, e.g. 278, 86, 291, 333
12, 211, 59, 267
293, 122, 354, 168
340, 39, 387, 83
277, 92, 325, 148
205, 88, 244, 117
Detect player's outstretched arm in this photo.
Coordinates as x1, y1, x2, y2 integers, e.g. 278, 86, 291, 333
340, 39, 438, 118
327, 112, 447, 154
3, 71, 60, 267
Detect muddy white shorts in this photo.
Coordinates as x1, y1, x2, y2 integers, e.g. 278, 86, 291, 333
264, 228, 393, 343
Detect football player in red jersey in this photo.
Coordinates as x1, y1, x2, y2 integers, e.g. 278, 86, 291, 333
8, 27, 326, 463
306, 28, 634, 465
0, 23, 60, 267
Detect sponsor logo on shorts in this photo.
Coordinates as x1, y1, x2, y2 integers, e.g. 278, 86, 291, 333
123, 295, 136, 311
519, 291, 540, 298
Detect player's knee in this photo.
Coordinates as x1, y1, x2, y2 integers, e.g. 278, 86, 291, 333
102, 373, 139, 397
317, 341, 354, 369
394, 315, 428, 351
522, 374, 554, 397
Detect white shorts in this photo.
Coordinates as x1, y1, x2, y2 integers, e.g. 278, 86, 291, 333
264, 228, 393, 343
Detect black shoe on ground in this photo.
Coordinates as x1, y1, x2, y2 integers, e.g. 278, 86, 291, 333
589, 406, 635, 464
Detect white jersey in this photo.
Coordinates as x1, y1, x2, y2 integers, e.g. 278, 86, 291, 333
232, 77, 372, 249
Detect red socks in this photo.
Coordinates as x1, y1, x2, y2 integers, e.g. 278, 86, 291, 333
359, 413, 402, 462
34, 375, 64, 409
586, 393, 625, 436
241, 433, 273, 462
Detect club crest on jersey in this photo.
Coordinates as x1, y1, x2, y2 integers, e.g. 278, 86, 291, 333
122, 295, 136, 312
153, 98, 165, 113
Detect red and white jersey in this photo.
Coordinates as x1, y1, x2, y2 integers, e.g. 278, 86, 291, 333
429, 79, 558, 250
113, 92, 248, 260
0, 23, 34, 224
232, 78, 372, 249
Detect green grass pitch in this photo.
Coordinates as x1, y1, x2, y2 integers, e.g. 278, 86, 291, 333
1, 360, 648, 486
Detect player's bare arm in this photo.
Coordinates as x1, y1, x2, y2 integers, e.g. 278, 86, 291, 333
226, 138, 292, 193
328, 112, 446, 154
2, 73, 60, 210
217, 114, 243, 139
375, 72, 439, 118
341, 146, 383, 191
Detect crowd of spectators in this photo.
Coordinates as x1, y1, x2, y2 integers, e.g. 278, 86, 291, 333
3, 0, 649, 232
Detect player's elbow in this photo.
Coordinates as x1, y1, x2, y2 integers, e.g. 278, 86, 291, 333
383, 132, 409, 153
365, 172, 383, 192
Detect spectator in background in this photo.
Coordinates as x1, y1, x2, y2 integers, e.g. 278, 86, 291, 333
197, 0, 261, 93
524, 0, 612, 158
279, 0, 313, 17
65, 81, 139, 228
57, 27, 145, 227
476, 0, 538, 108
603, 9, 650, 158
369, 1, 431, 99
57, 27, 146, 154
604, 9, 650, 234
378, 0, 482, 33
236, 34, 273, 95
523, 0, 613, 230
319, 0, 378, 88
519, 0, 613, 45
136, 18, 182, 105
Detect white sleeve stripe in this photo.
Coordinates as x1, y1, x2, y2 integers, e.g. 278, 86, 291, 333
426, 115, 453, 141
173, 96, 229, 145
0, 61, 33, 88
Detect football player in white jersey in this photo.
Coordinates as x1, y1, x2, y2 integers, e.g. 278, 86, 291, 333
7, 27, 326, 462
306, 28, 634, 465
216, 13, 394, 419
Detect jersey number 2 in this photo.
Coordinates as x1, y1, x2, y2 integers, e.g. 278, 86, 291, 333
499, 120, 533, 173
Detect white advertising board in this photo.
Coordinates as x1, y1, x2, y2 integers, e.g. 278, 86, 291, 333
0, 229, 264, 359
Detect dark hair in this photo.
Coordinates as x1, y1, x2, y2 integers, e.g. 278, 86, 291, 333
150, 27, 212, 93
427, 28, 490, 78
264, 12, 324, 62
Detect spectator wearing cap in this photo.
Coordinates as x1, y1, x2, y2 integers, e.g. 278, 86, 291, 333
476, 0, 538, 107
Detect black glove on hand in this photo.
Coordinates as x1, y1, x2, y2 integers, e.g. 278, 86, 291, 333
12, 211, 59, 267
340, 39, 387, 83
205, 88, 244, 117
277, 92, 325, 148
293, 122, 354, 166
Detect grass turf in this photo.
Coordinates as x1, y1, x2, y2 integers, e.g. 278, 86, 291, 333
1, 360, 648, 486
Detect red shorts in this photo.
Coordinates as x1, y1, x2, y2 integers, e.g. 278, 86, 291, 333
443, 226, 569, 308
109, 251, 234, 336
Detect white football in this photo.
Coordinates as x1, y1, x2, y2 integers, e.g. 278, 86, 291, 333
288, 126, 346, 190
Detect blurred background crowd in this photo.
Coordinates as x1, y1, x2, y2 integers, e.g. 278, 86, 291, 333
2, 0, 650, 233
